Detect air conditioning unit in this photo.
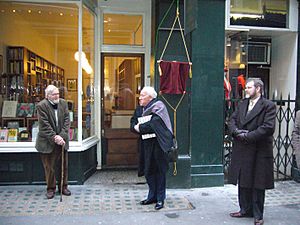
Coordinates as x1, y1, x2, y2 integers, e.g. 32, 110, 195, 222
248, 42, 271, 65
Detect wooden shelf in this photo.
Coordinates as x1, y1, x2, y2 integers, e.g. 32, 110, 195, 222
5, 46, 65, 102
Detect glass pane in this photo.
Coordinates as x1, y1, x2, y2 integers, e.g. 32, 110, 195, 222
225, 32, 248, 99
0, 2, 78, 142
103, 56, 142, 129
103, 14, 143, 45
82, 6, 95, 139
230, 0, 288, 28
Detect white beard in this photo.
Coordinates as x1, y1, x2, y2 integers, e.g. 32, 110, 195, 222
53, 99, 60, 104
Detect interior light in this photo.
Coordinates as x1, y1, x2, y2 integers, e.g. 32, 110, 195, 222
226, 37, 231, 47
28, 10, 31, 13
239, 63, 245, 69
104, 20, 108, 23
38, 10, 41, 14
12, 9, 16, 13
74, 51, 92, 75
108, 29, 111, 32
59, 12, 63, 16
74, 51, 86, 61
231, 13, 262, 20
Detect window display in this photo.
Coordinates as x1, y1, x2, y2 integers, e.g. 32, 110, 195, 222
0, 2, 80, 142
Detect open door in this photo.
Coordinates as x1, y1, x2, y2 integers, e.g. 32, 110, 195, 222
101, 53, 144, 168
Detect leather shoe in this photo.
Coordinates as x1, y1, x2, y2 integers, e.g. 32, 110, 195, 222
46, 190, 55, 199
254, 219, 264, 225
59, 188, 71, 196
230, 211, 253, 218
155, 201, 164, 210
140, 199, 156, 205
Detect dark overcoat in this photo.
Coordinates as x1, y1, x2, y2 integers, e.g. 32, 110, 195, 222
130, 106, 144, 176
228, 97, 276, 189
130, 104, 171, 177
35, 98, 70, 153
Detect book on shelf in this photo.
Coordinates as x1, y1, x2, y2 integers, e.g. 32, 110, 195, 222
1, 100, 18, 117
0, 129, 8, 142
7, 121, 20, 129
17, 103, 35, 117
7, 128, 18, 142
19, 128, 30, 141
69, 128, 74, 141
31, 122, 39, 142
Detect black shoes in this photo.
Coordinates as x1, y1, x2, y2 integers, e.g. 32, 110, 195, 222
155, 201, 164, 210
140, 199, 156, 205
254, 219, 264, 225
230, 211, 253, 218
58, 188, 71, 196
140, 199, 164, 210
46, 190, 55, 199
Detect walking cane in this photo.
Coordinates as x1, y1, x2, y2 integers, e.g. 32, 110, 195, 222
60, 143, 65, 202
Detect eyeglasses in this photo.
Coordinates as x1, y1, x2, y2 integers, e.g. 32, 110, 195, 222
51, 93, 60, 96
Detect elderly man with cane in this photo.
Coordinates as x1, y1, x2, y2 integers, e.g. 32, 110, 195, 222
35, 85, 71, 200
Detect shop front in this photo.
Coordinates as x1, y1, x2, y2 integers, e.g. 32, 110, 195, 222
0, 0, 99, 184
2, 0, 296, 188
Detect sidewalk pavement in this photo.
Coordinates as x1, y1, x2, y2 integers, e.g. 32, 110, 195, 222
1, 173, 300, 225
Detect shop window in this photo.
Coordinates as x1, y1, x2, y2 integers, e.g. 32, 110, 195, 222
230, 0, 288, 28
81, 6, 95, 139
0, 2, 79, 142
103, 14, 143, 45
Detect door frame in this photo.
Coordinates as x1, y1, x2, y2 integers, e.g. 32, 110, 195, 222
100, 53, 144, 167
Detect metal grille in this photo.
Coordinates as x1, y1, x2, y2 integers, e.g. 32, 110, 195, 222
224, 96, 296, 182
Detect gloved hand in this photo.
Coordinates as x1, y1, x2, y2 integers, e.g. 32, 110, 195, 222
233, 129, 248, 137
236, 132, 249, 144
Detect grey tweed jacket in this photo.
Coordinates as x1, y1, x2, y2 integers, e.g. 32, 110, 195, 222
35, 98, 70, 153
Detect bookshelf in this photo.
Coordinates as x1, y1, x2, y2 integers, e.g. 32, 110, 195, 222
116, 59, 134, 110
6, 46, 65, 102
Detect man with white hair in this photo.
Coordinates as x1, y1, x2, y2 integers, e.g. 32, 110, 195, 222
130, 86, 173, 210
35, 84, 71, 199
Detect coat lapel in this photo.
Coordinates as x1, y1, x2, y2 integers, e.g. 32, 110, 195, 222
239, 99, 249, 125
241, 97, 264, 125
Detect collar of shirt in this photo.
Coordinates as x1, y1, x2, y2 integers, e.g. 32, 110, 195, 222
248, 96, 260, 111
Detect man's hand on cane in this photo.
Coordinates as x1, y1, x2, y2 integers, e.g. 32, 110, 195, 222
54, 135, 65, 146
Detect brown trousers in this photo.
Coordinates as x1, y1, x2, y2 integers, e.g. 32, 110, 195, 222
40, 145, 68, 191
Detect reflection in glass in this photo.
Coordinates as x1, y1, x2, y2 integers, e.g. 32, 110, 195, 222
0, 2, 78, 141
230, 0, 288, 28
103, 14, 143, 45
103, 56, 142, 129
82, 6, 95, 139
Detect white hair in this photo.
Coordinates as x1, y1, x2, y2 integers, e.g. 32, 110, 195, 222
141, 86, 157, 98
45, 85, 58, 98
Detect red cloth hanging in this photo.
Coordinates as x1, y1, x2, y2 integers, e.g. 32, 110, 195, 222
159, 60, 190, 94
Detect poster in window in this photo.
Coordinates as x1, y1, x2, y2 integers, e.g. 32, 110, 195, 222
2, 101, 18, 117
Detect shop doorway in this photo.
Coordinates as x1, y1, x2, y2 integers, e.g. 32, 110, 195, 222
101, 53, 144, 168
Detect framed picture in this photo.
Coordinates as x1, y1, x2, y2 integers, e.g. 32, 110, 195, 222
67, 79, 77, 91
2, 100, 18, 117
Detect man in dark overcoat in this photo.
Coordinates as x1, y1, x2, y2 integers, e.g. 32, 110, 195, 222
228, 78, 276, 225
131, 86, 173, 210
35, 85, 71, 199
291, 110, 300, 168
